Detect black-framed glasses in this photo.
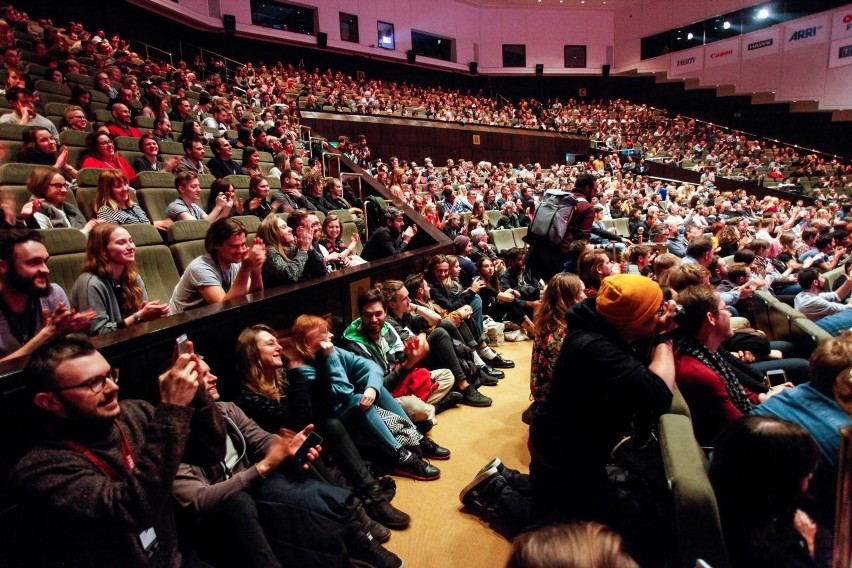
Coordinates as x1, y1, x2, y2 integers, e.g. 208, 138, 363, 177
50, 368, 119, 394
655, 300, 668, 316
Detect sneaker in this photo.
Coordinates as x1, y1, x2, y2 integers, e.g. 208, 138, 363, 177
487, 354, 515, 369
364, 499, 411, 530
348, 532, 404, 568
459, 385, 492, 407
419, 437, 451, 460
459, 467, 511, 515
477, 458, 502, 477
393, 448, 440, 481
434, 391, 463, 414
357, 503, 391, 543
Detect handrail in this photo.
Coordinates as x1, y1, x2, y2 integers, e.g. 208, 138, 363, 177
129, 40, 173, 68
178, 42, 247, 86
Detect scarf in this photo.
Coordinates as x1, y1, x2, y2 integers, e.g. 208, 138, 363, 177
677, 336, 755, 414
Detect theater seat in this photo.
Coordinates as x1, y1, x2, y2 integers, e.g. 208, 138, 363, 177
511, 227, 528, 248
138, 188, 179, 222
232, 215, 260, 234
136, 243, 181, 305
135, 170, 176, 189
491, 229, 515, 254
659, 413, 730, 568
47, 252, 86, 297
168, 219, 210, 243
170, 240, 206, 274
36, 228, 87, 255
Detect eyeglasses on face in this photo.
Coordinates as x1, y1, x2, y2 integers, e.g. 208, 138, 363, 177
49, 367, 120, 394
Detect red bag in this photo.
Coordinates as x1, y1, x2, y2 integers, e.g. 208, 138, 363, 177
390, 367, 439, 401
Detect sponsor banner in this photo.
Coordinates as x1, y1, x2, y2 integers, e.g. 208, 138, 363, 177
669, 46, 703, 76
784, 16, 829, 51
832, 10, 852, 40
705, 37, 739, 68
742, 28, 780, 60
829, 37, 852, 68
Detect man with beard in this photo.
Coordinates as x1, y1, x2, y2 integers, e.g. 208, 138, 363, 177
9, 336, 226, 567
0, 230, 95, 361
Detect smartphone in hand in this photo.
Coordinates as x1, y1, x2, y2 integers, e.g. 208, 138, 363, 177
294, 431, 323, 465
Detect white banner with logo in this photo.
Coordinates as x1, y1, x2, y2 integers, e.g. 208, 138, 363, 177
742, 28, 781, 60
784, 16, 829, 51
832, 9, 852, 40
829, 37, 852, 68
705, 37, 739, 68
669, 46, 703, 76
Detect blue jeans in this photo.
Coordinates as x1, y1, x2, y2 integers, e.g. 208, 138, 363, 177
470, 294, 484, 335
816, 310, 852, 336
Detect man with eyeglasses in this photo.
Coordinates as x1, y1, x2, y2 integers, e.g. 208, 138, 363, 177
0, 230, 95, 362
0, 86, 60, 142
9, 336, 226, 567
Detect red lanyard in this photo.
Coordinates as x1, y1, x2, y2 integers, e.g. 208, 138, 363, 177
62, 421, 136, 481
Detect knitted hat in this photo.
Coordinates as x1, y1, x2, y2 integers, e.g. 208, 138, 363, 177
453, 235, 470, 254
596, 274, 662, 332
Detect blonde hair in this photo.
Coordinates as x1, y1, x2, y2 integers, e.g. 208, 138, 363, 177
507, 522, 639, 568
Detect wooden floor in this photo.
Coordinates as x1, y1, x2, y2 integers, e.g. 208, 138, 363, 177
383, 340, 534, 568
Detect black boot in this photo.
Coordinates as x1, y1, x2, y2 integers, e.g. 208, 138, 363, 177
360, 482, 411, 530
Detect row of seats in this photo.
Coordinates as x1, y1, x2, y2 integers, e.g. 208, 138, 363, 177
0, 162, 288, 240
491, 227, 528, 253
40, 210, 362, 310
751, 290, 832, 354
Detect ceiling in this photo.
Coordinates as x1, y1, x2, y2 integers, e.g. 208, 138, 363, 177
455, 0, 642, 9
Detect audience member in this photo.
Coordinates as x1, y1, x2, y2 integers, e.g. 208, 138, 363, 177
257, 212, 322, 287
166, 171, 232, 222
20, 166, 94, 232
132, 132, 179, 174
709, 416, 821, 568
80, 131, 136, 182
0, 86, 59, 141
172, 352, 404, 568
0, 230, 94, 361
169, 218, 265, 313
9, 336, 225, 567
207, 137, 241, 178
70, 223, 169, 335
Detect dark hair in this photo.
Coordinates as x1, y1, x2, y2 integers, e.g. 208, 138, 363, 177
205, 218, 246, 255
0, 229, 42, 263
404, 273, 426, 299
504, 247, 524, 263
358, 288, 385, 313
575, 173, 596, 190
25, 336, 97, 396
709, 416, 819, 565
796, 268, 820, 291
384, 207, 403, 225
815, 234, 833, 251
180, 121, 202, 145
685, 237, 713, 259
673, 284, 719, 336
174, 170, 198, 190
727, 262, 750, 283
286, 209, 310, 232
137, 131, 158, 152
733, 249, 756, 265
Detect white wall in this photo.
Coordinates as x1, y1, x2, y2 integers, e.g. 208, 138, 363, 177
138, 0, 614, 74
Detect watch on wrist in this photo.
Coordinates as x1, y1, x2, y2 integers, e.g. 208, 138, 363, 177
133, 313, 142, 324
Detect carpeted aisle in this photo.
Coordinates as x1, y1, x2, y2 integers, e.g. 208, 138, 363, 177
383, 339, 533, 568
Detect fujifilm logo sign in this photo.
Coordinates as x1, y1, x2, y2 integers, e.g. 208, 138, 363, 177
676, 57, 696, 66
748, 38, 773, 51
788, 25, 822, 42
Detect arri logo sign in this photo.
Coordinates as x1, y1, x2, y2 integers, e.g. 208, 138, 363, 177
788, 25, 823, 42
676, 57, 696, 66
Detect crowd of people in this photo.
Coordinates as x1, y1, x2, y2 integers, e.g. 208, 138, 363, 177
0, 5, 851, 568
